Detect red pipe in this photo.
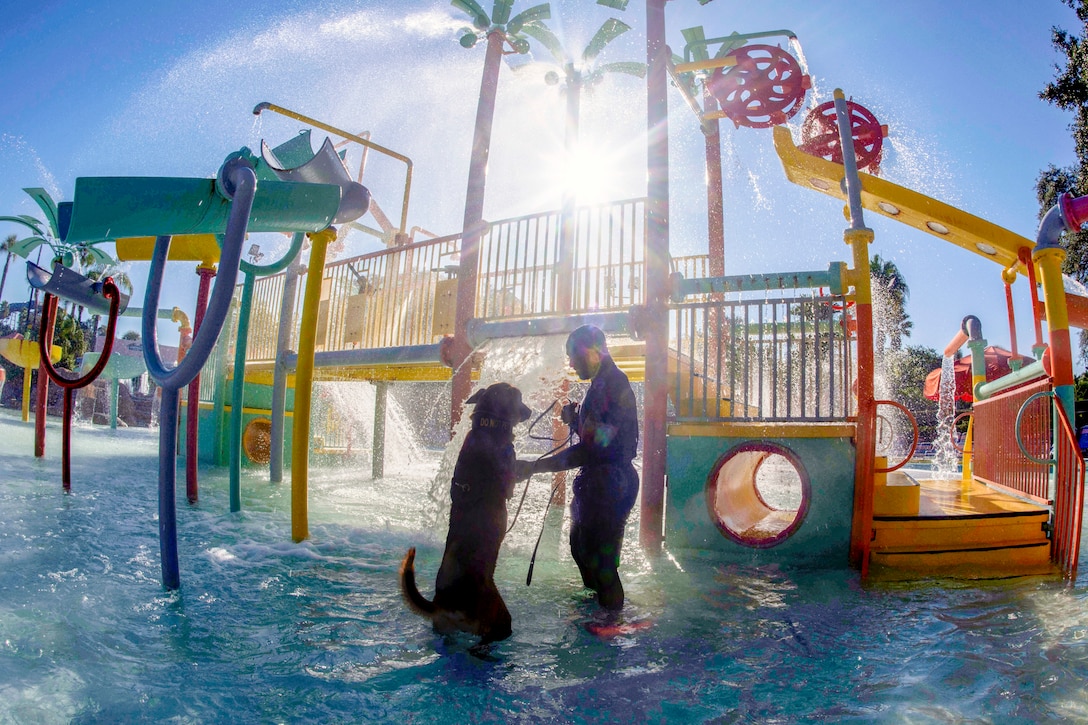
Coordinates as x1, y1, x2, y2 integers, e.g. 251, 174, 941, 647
34, 296, 57, 459
186, 265, 216, 503
37, 281, 122, 489
1020, 247, 1044, 351
1005, 281, 1019, 358
640, 0, 670, 549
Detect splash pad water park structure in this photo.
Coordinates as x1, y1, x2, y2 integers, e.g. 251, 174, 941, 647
3, 0, 1088, 610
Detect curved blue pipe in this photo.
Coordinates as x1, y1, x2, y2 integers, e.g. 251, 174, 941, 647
142, 158, 255, 590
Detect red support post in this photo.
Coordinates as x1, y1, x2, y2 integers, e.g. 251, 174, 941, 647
185, 264, 216, 503
34, 298, 57, 458
640, 0, 670, 550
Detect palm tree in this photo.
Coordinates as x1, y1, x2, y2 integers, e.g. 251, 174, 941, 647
449, 0, 550, 427
870, 253, 912, 351
84, 263, 134, 350
520, 16, 645, 311
1, 189, 117, 276
0, 234, 15, 301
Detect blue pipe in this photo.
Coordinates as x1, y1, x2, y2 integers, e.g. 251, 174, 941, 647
142, 157, 255, 590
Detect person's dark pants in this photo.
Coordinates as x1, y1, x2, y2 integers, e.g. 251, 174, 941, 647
570, 463, 639, 610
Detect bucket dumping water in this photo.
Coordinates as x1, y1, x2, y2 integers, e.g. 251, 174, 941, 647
260, 130, 371, 224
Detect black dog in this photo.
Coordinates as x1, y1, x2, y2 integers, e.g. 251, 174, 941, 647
400, 382, 531, 644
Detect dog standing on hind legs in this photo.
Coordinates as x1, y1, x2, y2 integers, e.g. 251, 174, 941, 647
400, 382, 531, 645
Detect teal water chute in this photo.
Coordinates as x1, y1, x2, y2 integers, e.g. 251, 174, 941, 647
121, 151, 349, 590
54, 172, 341, 244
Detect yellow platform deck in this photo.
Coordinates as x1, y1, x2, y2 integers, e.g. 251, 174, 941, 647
870, 474, 1055, 580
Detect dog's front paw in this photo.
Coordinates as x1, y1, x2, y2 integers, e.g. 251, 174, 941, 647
514, 459, 533, 481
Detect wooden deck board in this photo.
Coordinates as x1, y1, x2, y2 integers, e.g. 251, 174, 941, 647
877, 476, 1048, 521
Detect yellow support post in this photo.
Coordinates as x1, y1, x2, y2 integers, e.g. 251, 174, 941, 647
290, 227, 336, 542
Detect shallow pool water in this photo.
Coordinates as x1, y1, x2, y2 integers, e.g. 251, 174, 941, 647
2, 408, 1088, 723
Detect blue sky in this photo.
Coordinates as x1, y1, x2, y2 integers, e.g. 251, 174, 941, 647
0, 0, 1081, 361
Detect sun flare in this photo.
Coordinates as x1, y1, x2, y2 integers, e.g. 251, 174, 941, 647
551, 142, 624, 205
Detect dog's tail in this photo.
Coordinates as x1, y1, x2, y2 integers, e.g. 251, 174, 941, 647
399, 548, 438, 617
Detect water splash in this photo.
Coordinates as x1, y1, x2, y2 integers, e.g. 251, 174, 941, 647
314, 380, 421, 468
423, 335, 572, 541
932, 355, 960, 477
0, 133, 63, 204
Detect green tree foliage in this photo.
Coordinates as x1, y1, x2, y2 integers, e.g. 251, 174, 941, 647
1039, 1, 1088, 361
52, 307, 86, 371
0, 234, 15, 301
886, 345, 942, 444
870, 253, 912, 352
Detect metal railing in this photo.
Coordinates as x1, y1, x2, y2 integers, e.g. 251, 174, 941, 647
234, 198, 651, 364
1051, 398, 1085, 578
670, 291, 855, 422
476, 198, 648, 320
972, 376, 1052, 503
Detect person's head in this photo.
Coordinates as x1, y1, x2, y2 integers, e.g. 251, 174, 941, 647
566, 325, 608, 380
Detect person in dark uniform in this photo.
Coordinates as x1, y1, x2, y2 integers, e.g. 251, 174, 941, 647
517, 325, 640, 610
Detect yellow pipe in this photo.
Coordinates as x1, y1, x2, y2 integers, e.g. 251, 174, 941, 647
290, 227, 336, 542
962, 417, 974, 482
253, 102, 414, 235
1036, 247, 1071, 333
673, 56, 738, 74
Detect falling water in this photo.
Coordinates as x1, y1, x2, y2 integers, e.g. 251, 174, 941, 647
932, 355, 960, 477
315, 380, 421, 467
423, 335, 572, 536
788, 36, 821, 115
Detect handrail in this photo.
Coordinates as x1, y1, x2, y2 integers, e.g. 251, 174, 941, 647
951, 411, 972, 454
671, 261, 847, 301
253, 102, 413, 234
1014, 391, 1057, 465
873, 399, 917, 473
975, 359, 1047, 400
37, 280, 122, 490
1051, 395, 1085, 578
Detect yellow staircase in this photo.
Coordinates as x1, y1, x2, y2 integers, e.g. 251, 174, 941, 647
869, 473, 1055, 579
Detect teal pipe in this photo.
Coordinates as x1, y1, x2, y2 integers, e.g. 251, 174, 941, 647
228, 275, 255, 512
110, 378, 119, 429
672, 262, 846, 301
975, 359, 1047, 401
682, 29, 798, 63
228, 232, 307, 511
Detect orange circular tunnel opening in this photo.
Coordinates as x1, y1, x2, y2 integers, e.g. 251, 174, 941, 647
705, 441, 811, 548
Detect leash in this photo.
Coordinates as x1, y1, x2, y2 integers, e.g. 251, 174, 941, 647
522, 399, 580, 586
526, 476, 564, 586
506, 396, 579, 535
506, 414, 570, 535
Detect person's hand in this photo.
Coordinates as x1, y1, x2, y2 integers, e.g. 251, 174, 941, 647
514, 459, 534, 481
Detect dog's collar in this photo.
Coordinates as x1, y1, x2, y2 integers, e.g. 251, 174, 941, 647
472, 416, 513, 433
